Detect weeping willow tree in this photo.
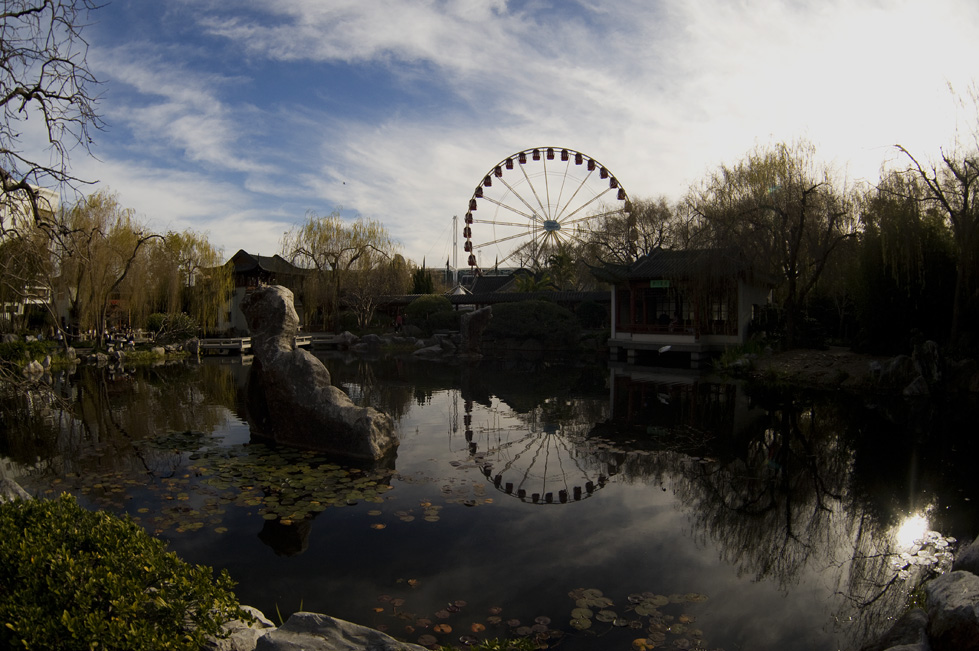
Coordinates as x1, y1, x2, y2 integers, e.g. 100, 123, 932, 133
147, 230, 232, 335
52, 191, 160, 346
687, 141, 857, 347
282, 210, 401, 331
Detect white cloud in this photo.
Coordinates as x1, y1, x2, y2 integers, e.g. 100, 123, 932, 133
76, 0, 979, 265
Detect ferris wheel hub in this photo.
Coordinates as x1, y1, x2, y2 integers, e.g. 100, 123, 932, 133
542, 219, 561, 232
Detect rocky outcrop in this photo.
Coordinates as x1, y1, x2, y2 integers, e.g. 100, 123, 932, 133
0, 478, 31, 503
241, 286, 397, 461
254, 612, 427, 651
864, 533, 979, 651
459, 306, 492, 356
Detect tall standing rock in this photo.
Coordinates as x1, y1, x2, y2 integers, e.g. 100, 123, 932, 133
241, 286, 398, 461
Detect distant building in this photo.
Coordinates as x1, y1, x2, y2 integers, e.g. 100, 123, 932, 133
597, 248, 772, 367
1, 186, 59, 331
217, 250, 310, 334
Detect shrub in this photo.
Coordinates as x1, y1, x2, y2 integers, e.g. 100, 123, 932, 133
0, 494, 249, 651
406, 295, 455, 335
406, 294, 452, 322
484, 300, 580, 348
575, 301, 608, 329
146, 313, 197, 343
0, 340, 49, 364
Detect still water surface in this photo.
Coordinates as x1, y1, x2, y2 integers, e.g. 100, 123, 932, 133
4, 354, 979, 650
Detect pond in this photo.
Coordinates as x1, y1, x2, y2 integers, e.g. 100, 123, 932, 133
3, 354, 979, 650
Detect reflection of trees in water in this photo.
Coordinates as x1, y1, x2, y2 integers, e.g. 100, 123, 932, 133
316, 354, 419, 422
2, 363, 240, 482
597, 382, 933, 648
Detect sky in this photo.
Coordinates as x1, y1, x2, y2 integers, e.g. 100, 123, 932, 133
56, 0, 979, 267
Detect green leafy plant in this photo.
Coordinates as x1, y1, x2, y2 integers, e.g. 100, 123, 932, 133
146, 312, 197, 343
0, 340, 50, 364
483, 300, 580, 349
0, 494, 250, 651
406, 295, 455, 335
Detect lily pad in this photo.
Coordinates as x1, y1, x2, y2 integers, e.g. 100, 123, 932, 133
570, 617, 592, 630
595, 609, 617, 623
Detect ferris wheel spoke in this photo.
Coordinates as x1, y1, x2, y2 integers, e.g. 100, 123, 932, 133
477, 195, 540, 223
552, 159, 572, 220
474, 229, 535, 250
465, 148, 629, 269
557, 186, 616, 224
518, 161, 550, 219
497, 174, 546, 224
552, 168, 595, 222
559, 208, 621, 231
472, 218, 533, 228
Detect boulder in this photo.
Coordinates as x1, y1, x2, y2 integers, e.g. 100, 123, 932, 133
255, 612, 428, 651
206, 606, 275, 651
459, 306, 492, 356
903, 376, 930, 397
0, 478, 31, 503
1, 333, 18, 344
953, 534, 979, 575
185, 338, 201, 357
925, 570, 979, 651
859, 608, 928, 651
879, 355, 917, 389
913, 340, 943, 385
151, 346, 166, 357
241, 286, 397, 461
22, 360, 44, 377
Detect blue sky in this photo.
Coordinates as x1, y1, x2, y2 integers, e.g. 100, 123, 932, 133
64, 0, 979, 266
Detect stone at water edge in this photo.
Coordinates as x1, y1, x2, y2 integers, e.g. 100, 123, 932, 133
255, 612, 428, 651
240, 285, 398, 460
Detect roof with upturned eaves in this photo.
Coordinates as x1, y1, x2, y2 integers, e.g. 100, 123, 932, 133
228, 250, 309, 276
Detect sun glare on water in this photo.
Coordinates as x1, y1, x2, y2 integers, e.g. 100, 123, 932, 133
895, 513, 930, 549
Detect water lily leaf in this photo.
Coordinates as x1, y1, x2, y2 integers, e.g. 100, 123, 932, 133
571, 608, 593, 620
471, 622, 486, 633
391, 598, 406, 607
370, 523, 386, 530
534, 616, 551, 626
582, 588, 604, 599
433, 624, 452, 634
570, 617, 592, 630
417, 634, 437, 646
595, 610, 617, 622
684, 593, 708, 603
506, 619, 521, 627
435, 610, 451, 619
486, 616, 502, 625
489, 606, 503, 615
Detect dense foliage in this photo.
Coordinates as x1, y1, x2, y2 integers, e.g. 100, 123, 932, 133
0, 340, 49, 364
146, 312, 198, 343
484, 300, 580, 348
0, 494, 249, 651
405, 294, 457, 334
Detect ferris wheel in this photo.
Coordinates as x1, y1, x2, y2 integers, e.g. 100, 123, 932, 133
462, 147, 631, 271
